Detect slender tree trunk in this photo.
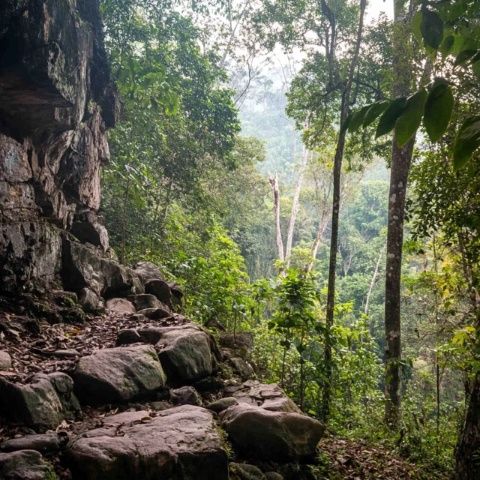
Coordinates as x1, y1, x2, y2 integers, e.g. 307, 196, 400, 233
384, 0, 415, 429
285, 144, 310, 267
365, 242, 386, 315
270, 174, 285, 262
321, 0, 367, 422
306, 214, 329, 273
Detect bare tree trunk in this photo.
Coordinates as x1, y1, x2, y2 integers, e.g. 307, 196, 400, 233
321, 0, 367, 423
384, 0, 415, 429
364, 242, 386, 315
285, 144, 310, 267
270, 174, 285, 262
306, 214, 329, 273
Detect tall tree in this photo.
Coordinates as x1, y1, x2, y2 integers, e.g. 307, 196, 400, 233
383, 0, 415, 429
322, 0, 367, 421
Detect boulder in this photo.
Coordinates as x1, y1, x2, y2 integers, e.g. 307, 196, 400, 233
133, 261, 164, 283
137, 306, 171, 320
74, 345, 166, 405
155, 325, 214, 384
105, 298, 136, 315
66, 406, 229, 480
1, 433, 67, 455
228, 356, 255, 381
230, 462, 266, 480
116, 329, 142, 345
115, 324, 215, 384
0, 450, 57, 480
62, 238, 143, 298
220, 404, 324, 461
0, 373, 80, 430
0, 351, 12, 370
170, 386, 202, 406
220, 332, 254, 355
207, 397, 239, 413
145, 279, 172, 306
265, 473, 284, 480
78, 287, 102, 312
129, 293, 161, 310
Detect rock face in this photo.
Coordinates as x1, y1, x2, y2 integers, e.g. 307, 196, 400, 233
0, 0, 118, 295
66, 406, 229, 480
221, 404, 324, 462
73, 345, 166, 404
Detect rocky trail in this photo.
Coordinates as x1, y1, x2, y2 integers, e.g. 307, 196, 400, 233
0, 264, 325, 480
0, 270, 427, 480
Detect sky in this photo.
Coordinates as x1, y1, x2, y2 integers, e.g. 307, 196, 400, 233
367, 0, 394, 23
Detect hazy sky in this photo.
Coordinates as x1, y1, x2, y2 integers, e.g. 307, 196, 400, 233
367, 0, 394, 22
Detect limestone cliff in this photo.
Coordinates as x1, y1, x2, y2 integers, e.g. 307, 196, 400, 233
0, 0, 122, 302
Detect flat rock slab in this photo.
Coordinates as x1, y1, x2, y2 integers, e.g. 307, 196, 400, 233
0, 449, 57, 480
225, 380, 301, 413
0, 373, 80, 430
221, 404, 324, 462
74, 345, 166, 405
67, 405, 229, 480
1, 432, 67, 455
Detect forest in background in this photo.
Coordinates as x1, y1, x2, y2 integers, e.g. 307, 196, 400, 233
98, 1, 480, 477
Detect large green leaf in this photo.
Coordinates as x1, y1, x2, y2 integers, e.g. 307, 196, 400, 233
454, 49, 478, 66
439, 35, 455, 56
423, 81, 454, 142
453, 116, 480, 169
394, 89, 428, 147
363, 101, 389, 128
349, 105, 373, 132
420, 9, 444, 50
376, 98, 407, 138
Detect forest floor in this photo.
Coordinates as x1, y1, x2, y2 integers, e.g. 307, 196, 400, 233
320, 437, 450, 480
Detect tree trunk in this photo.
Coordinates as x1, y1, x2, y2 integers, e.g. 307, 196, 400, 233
306, 213, 329, 273
456, 373, 480, 479
285, 143, 309, 267
364, 242, 386, 315
455, 234, 480, 478
321, 0, 367, 422
384, 136, 413, 428
270, 174, 285, 262
383, 0, 415, 429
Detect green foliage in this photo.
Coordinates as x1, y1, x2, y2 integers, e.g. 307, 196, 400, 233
424, 81, 454, 143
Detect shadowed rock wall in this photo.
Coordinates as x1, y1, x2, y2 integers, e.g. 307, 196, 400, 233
0, 0, 133, 301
